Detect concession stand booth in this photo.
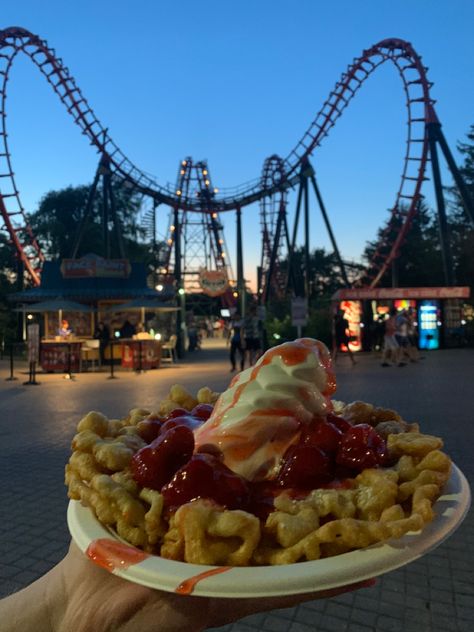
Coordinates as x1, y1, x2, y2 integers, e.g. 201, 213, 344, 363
11, 254, 177, 372
331, 286, 471, 353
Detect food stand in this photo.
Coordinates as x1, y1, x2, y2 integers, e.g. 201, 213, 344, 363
332, 286, 471, 350
10, 255, 177, 372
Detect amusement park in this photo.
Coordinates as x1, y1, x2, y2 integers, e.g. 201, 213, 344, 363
0, 2, 474, 631
0, 29, 474, 369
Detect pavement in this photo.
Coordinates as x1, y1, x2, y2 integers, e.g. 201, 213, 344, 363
0, 338, 472, 631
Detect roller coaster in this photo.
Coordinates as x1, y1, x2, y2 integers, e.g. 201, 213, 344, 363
0, 27, 473, 297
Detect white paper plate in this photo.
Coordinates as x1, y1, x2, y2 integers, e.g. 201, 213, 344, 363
67, 463, 471, 598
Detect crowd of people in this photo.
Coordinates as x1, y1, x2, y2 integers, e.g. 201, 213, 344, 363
331, 306, 423, 368
380, 307, 420, 367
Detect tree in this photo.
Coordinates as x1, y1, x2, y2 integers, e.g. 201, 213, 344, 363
0, 233, 21, 343
264, 246, 350, 345
362, 201, 445, 287
28, 182, 150, 261
447, 125, 474, 292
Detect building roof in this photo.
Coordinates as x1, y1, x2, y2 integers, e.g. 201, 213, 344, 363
9, 259, 175, 303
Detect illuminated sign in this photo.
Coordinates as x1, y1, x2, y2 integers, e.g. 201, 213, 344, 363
334, 286, 470, 300
199, 269, 229, 297
418, 300, 440, 350
61, 254, 131, 278
339, 300, 362, 352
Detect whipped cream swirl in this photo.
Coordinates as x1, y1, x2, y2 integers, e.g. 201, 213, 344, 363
193, 338, 336, 481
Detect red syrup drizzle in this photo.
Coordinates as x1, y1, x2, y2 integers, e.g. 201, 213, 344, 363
196, 338, 334, 447
175, 566, 233, 595
86, 538, 149, 572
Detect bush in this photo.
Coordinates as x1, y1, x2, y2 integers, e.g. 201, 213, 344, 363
264, 303, 333, 348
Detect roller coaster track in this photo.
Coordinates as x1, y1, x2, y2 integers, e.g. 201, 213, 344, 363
259, 155, 289, 299
0, 28, 435, 286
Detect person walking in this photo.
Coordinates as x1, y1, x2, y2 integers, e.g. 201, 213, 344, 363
395, 309, 410, 365
406, 308, 420, 362
381, 308, 402, 366
94, 321, 110, 365
243, 305, 261, 366
229, 313, 245, 372
332, 309, 356, 366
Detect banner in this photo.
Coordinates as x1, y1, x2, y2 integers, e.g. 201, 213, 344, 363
199, 270, 229, 297
61, 254, 131, 279
333, 286, 470, 301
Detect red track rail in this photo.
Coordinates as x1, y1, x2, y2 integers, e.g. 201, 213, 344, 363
284, 38, 434, 286
0, 28, 435, 286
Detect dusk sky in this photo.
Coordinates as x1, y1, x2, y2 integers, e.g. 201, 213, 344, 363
2, 1, 474, 289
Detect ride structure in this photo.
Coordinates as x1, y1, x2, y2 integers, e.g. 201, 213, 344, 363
160, 157, 233, 296
0, 27, 473, 313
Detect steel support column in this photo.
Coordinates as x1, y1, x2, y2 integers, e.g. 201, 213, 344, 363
309, 173, 349, 286
71, 162, 102, 258
303, 175, 310, 299
236, 206, 246, 316
264, 201, 284, 305
286, 171, 305, 295
427, 123, 455, 286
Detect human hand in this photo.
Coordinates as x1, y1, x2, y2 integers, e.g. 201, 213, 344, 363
45, 542, 375, 632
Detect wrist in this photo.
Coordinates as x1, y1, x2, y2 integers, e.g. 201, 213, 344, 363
0, 563, 63, 632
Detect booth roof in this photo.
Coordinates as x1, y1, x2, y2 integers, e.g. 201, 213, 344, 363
9, 261, 175, 303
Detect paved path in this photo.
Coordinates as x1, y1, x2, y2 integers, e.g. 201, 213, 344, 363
0, 340, 472, 631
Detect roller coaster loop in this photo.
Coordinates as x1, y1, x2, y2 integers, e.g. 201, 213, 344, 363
0, 27, 472, 288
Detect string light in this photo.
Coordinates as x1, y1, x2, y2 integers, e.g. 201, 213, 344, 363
176, 189, 182, 196
205, 179, 210, 186
203, 169, 208, 175
182, 160, 187, 166
170, 225, 175, 231
213, 187, 219, 193
212, 212, 218, 219
167, 239, 173, 245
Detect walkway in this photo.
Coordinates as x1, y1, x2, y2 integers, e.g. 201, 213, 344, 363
0, 341, 472, 631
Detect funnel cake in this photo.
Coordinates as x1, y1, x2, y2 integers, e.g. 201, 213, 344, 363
65, 338, 451, 566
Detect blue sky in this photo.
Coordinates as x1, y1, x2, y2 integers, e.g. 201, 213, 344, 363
2, 1, 474, 289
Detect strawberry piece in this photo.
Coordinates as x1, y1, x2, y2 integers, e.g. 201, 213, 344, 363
326, 412, 352, 433
277, 445, 333, 489
336, 423, 387, 471
136, 419, 164, 443
302, 419, 343, 453
130, 425, 194, 490
190, 403, 214, 420
160, 415, 204, 434
161, 453, 249, 510
166, 407, 190, 419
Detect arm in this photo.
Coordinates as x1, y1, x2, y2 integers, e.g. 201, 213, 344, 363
0, 542, 374, 632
